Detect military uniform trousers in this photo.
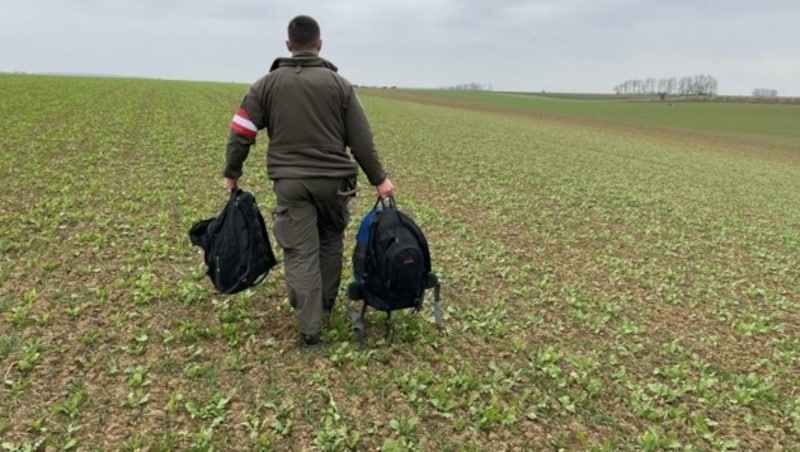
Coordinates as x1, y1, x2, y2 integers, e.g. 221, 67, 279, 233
272, 177, 352, 336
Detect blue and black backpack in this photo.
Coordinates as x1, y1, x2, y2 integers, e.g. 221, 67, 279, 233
346, 196, 441, 342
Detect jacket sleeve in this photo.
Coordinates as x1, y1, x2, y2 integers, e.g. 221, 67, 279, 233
344, 89, 387, 186
223, 83, 267, 179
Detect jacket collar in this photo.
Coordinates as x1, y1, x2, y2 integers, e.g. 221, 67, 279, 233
269, 53, 338, 72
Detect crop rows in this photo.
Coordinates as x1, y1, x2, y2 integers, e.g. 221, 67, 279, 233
1, 75, 798, 450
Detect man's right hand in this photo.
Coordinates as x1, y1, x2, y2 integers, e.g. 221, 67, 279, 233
224, 177, 239, 192
376, 177, 394, 199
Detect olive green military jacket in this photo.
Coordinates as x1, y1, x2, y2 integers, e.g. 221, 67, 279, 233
224, 53, 387, 186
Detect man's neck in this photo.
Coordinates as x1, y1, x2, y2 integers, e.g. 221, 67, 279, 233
292, 50, 319, 57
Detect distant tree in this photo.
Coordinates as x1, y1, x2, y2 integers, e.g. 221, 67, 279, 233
645, 78, 656, 95
657, 78, 667, 96
752, 88, 778, 97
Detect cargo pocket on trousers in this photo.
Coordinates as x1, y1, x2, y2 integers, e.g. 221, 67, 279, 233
273, 205, 299, 250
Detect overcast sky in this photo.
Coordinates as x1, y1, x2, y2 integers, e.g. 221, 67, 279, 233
3, 0, 799, 95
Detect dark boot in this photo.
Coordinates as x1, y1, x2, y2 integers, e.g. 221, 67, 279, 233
301, 333, 321, 349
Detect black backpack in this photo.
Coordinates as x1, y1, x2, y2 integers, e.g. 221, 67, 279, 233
347, 196, 441, 342
189, 189, 277, 294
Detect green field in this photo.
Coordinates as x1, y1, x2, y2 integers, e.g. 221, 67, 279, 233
379, 89, 800, 149
1, 74, 799, 450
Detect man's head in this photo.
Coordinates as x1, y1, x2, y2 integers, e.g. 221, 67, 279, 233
286, 15, 322, 55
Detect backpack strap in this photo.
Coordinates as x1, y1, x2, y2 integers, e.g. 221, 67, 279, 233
428, 273, 443, 328
385, 310, 393, 342
364, 198, 384, 284
346, 299, 369, 347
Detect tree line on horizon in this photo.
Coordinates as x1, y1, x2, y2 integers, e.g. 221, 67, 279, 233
441, 82, 494, 91
752, 88, 778, 97
613, 74, 718, 97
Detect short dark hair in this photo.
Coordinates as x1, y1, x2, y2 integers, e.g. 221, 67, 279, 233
288, 15, 320, 49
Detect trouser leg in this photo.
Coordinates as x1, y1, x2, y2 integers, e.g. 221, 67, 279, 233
319, 232, 344, 310
273, 179, 322, 336
313, 178, 352, 310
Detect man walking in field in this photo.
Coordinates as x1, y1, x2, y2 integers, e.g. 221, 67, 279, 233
222, 15, 394, 348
